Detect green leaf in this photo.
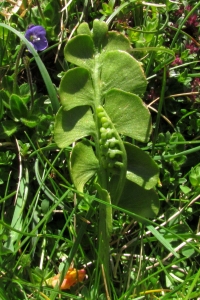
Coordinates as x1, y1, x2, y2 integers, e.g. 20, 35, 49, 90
19, 83, 36, 100
59, 68, 94, 110
147, 225, 179, 258
0, 120, 19, 138
44, 0, 60, 29
101, 3, 113, 15
74, 21, 133, 53
0, 90, 10, 109
1, 75, 15, 95
20, 116, 39, 128
181, 245, 195, 258
4, 177, 27, 252
125, 142, 159, 189
101, 50, 147, 96
103, 31, 133, 53
65, 35, 95, 69
71, 140, 99, 192
0, 95, 3, 120
189, 166, 200, 187
77, 22, 91, 36
118, 179, 159, 221
54, 106, 95, 148
41, 199, 50, 214
104, 89, 151, 142
93, 19, 108, 49
10, 94, 29, 120
179, 185, 191, 194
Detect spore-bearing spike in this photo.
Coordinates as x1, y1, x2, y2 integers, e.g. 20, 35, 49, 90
97, 105, 124, 171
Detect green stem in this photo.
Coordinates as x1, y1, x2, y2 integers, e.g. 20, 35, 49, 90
0, 23, 60, 114
58, 206, 94, 290
97, 185, 112, 296
145, 13, 161, 77
23, 56, 34, 111
153, 144, 200, 161
152, 66, 166, 155
93, 56, 108, 189
35, 0, 46, 25
170, 2, 200, 49
34, 158, 64, 209
13, 44, 25, 94
92, 56, 111, 291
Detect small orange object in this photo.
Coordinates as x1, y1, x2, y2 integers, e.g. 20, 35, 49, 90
49, 268, 86, 290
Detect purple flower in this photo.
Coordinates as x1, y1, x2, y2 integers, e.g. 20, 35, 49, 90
171, 55, 183, 66
186, 14, 199, 27
186, 42, 199, 54
25, 25, 48, 51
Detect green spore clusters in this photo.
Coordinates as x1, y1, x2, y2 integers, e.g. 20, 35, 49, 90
97, 105, 123, 170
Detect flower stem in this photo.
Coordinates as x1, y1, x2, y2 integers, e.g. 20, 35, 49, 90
13, 44, 25, 94
23, 56, 34, 111
35, 0, 46, 26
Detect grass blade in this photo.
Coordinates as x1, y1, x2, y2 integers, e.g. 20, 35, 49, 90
0, 23, 60, 114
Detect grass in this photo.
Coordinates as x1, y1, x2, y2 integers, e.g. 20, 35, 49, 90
0, 0, 200, 299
